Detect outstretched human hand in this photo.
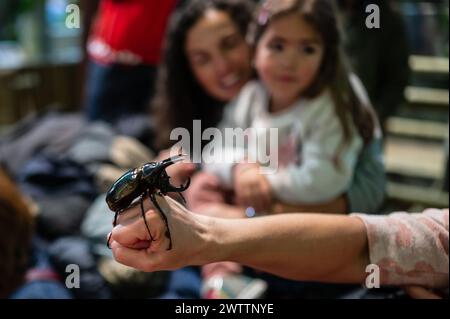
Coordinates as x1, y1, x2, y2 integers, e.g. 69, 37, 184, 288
109, 194, 216, 272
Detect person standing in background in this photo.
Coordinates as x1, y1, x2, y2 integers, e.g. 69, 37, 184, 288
337, 0, 410, 133
82, 0, 179, 124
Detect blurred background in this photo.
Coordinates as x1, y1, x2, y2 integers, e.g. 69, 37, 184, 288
0, 0, 448, 300
1, 0, 447, 212
0, 0, 83, 117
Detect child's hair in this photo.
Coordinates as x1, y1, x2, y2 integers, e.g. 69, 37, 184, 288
248, 0, 376, 146
152, 0, 255, 151
0, 170, 34, 298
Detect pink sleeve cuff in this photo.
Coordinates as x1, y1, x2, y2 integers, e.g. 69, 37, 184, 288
351, 209, 449, 289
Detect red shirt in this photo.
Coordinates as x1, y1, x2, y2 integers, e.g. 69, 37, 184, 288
88, 0, 178, 65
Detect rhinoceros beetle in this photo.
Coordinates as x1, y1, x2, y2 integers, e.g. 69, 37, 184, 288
106, 154, 190, 250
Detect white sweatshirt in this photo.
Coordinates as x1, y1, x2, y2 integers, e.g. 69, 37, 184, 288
204, 80, 363, 204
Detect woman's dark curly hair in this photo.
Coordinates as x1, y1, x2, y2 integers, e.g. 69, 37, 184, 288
151, 0, 255, 151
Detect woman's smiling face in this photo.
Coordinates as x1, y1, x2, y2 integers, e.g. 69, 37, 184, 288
186, 9, 253, 102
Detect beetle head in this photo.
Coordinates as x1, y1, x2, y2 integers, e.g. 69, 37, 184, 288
142, 154, 190, 193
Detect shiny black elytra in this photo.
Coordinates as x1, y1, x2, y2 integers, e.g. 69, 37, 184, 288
106, 154, 190, 250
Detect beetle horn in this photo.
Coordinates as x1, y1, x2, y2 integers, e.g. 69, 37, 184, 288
159, 154, 187, 170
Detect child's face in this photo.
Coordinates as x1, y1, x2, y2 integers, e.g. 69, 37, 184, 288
186, 9, 253, 102
255, 12, 324, 111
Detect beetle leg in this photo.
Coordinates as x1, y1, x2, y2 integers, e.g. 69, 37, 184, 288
149, 191, 173, 251
107, 211, 119, 249
140, 191, 156, 242
173, 191, 186, 205
162, 178, 191, 194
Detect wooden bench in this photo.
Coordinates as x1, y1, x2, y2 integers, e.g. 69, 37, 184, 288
387, 182, 449, 208
404, 86, 449, 108
409, 55, 449, 74
385, 117, 448, 140
384, 55, 449, 208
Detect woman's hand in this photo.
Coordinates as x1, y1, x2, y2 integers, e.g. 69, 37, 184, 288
109, 195, 216, 272
184, 172, 226, 211
233, 163, 273, 212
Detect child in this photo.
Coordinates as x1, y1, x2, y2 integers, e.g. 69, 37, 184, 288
200, 0, 378, 298
204, 0, 377, 214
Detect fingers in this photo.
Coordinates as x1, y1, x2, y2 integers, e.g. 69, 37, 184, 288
258, 177, 272, 210
127, 240, 152, 250
164, 194, 192, 213
188, 188, 226, 210
243, 190, 260, 212
110, 240, 170, 271
166, 162, 196, 185
109, 194, 194, 272
199, 190, 226, 203
115, 197, 152, 224
110, 193, 208, 272
185, 173, 226, 209
404, 286, 443, 299
190, 172, 222, 191
236, 179, 271, 212
111, 240, 153, 270
112, 204, 168, 248
251, 186, 264, 211
153, 193, 172, 216
110, 204, 172, 271
111, 214, 152, 247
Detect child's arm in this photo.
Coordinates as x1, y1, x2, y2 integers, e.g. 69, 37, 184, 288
266, 106, 363, 205
233, 163, 273, 212
269, 138, 385, 215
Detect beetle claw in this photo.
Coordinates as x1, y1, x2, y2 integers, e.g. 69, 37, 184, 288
163, 177, 191, 194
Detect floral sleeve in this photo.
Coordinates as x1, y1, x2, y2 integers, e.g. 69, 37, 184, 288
352, 209, 449, 289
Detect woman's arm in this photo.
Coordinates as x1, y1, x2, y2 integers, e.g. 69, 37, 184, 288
214, 211, 369, 283
110, 195, 369, 283
110, 196, 448, 290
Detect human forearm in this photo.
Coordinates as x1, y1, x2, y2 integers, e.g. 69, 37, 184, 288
111, 196, 369, 284
210, 213, 369, 283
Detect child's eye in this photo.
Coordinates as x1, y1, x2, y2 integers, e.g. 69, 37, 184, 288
301, 45, 317, 55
